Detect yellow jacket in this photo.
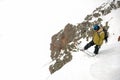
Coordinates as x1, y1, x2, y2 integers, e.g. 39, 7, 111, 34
93, 27, 105, 46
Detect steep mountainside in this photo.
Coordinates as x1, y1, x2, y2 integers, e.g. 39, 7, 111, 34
49, 0, 120, 74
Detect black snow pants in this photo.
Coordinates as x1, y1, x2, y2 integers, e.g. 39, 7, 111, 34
84, 40, 100, 54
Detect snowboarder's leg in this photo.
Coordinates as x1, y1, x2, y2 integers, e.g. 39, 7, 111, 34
94, 45, 100, 54
84, 40, 95, 50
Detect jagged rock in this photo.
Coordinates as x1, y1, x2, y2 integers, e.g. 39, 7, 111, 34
117, 1, 120, 8
63, 53, 72, 64
84, 15, 92, 20
101, 8, 111, 15
93, 13, 101, 17
49, 23, 77, 74
110, 1, 117, 9
49, 59, 64, 74
63, 23, 76, 43
97, 18, 103, 22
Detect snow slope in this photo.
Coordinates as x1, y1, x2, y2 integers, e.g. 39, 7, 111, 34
40, 0, 120, 79
46, 5, 120, 80
0, 0, 120, 80
48, 42, 120, 80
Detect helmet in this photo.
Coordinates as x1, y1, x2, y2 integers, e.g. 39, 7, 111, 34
93, 24, 100, 30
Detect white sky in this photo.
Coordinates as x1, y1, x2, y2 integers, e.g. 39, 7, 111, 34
1, 0, 116, 80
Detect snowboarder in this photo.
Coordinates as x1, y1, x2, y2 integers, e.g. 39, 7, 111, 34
82, 24, 105, 55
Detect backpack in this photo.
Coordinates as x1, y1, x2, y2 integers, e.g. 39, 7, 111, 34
103, 28, 108, 43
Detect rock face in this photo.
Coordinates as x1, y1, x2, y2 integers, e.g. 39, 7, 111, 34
49, 24, 77, 74
49, 0, 120, 74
